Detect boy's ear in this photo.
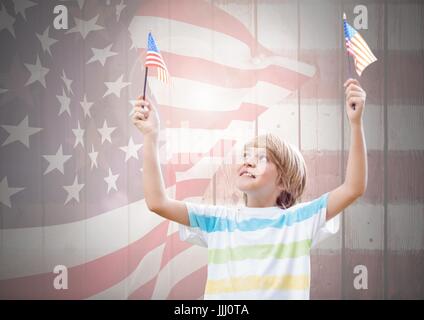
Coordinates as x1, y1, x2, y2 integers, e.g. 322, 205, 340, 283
276, 180, 285, 191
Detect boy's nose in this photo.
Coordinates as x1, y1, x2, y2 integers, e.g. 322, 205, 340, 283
244, 157, 256, 167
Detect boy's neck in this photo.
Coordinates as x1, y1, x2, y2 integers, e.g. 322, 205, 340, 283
246, 196, 277, 208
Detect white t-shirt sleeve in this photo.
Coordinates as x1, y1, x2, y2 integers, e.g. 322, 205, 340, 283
307, 192, 340, 248
178, 201, 223, 247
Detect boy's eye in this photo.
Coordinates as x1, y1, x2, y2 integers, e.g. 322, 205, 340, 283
243, 151, 253, 158
241, 151, 267, 163
259, 155, 267, 162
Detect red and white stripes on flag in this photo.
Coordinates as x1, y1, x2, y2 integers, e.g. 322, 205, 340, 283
145, 32, 170, 83
145, 51, 169, 83
343, 13, 378, 76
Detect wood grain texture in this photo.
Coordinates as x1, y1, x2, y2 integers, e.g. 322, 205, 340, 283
208, 0, 424, 299
386, 0, 424, 299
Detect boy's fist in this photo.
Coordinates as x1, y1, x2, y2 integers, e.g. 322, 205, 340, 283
344, 78, 366, 125
132, 96, 160, 138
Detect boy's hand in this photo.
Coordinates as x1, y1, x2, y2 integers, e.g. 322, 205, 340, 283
132, 96, 160, 138
344, 78, 366, 125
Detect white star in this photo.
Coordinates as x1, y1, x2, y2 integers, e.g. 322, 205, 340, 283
56, 87, 71, 117
119, 137, 143, 162
80, 94, 94, 118
63, 175, 84, 205
61, 70, 73, 95
87, 44, 118, 66
97, 120, 116, 144
13, 0, 36, 21
43, 145, 72, 175
36, 26, 58, 56
1, 115, 42, 148
104, 168, 119, 194
24, 55, 49, 88
72, 120, 85, 148
0, 3, 16, 38
116, 0, 126, 21
66, 14, 103, 39
0, 177, 25, 208
128, 99, 137, 116
88, 144, 98, 169
103, 74, 130, 98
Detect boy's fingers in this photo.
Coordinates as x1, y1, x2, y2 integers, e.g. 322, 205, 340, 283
344, 78, 359, 85
345, 84, 364, 93
133, 111, 147, 120
135, 100, 149, 107
134, 100, 143, 107
346, 92, 363, 100
345, 80, 360, 89
134, 106, 150, 114
131, 111, 140, 119
135, 99, 156, 113
344, 78, 361, 88
343, 78, 354, 87
135, 97, 150, 105
345, 84, 363, 94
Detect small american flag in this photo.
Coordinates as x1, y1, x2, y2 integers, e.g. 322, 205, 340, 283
145, 32, 169, 83
343, 13, 377, 76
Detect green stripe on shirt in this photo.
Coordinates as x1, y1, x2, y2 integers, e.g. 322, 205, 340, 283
208, 239, 312, 264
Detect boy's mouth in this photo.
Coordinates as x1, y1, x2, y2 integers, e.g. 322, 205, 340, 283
239, 170, 256, 178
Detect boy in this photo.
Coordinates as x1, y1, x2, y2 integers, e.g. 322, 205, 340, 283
131, 78, 367, 299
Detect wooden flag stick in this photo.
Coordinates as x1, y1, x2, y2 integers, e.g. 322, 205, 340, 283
347, 59, 356, 110
142, 66, 148, 100
343, 12, 356, 110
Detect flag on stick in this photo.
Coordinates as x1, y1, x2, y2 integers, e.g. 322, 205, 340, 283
142, 32, 169, 99
343, 13, 377, 76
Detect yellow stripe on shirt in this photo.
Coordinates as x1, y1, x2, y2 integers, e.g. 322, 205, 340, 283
205, 274, 310, 294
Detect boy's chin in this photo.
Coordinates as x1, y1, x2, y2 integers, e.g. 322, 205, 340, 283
235, 180, 255, 193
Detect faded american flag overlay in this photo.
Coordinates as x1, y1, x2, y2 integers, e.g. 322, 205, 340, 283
1, 0, 423, 300
0, 0, 314, 299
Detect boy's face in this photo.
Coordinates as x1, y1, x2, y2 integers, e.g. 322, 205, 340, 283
235, 147, 282, 201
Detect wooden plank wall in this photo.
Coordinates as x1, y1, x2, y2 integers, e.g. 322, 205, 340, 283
211, 0, 423, 299
386, 0, 424, 299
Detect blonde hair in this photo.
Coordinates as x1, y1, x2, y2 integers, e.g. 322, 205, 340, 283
243, 134, 307, 209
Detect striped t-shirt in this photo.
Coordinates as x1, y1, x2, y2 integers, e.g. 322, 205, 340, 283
179, 192, 339, 300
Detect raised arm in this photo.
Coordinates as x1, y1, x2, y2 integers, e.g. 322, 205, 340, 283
132, 98, 189, 226
327, 79, 368, 221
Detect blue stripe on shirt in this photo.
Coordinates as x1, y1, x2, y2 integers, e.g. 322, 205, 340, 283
189, 192, 329, 233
